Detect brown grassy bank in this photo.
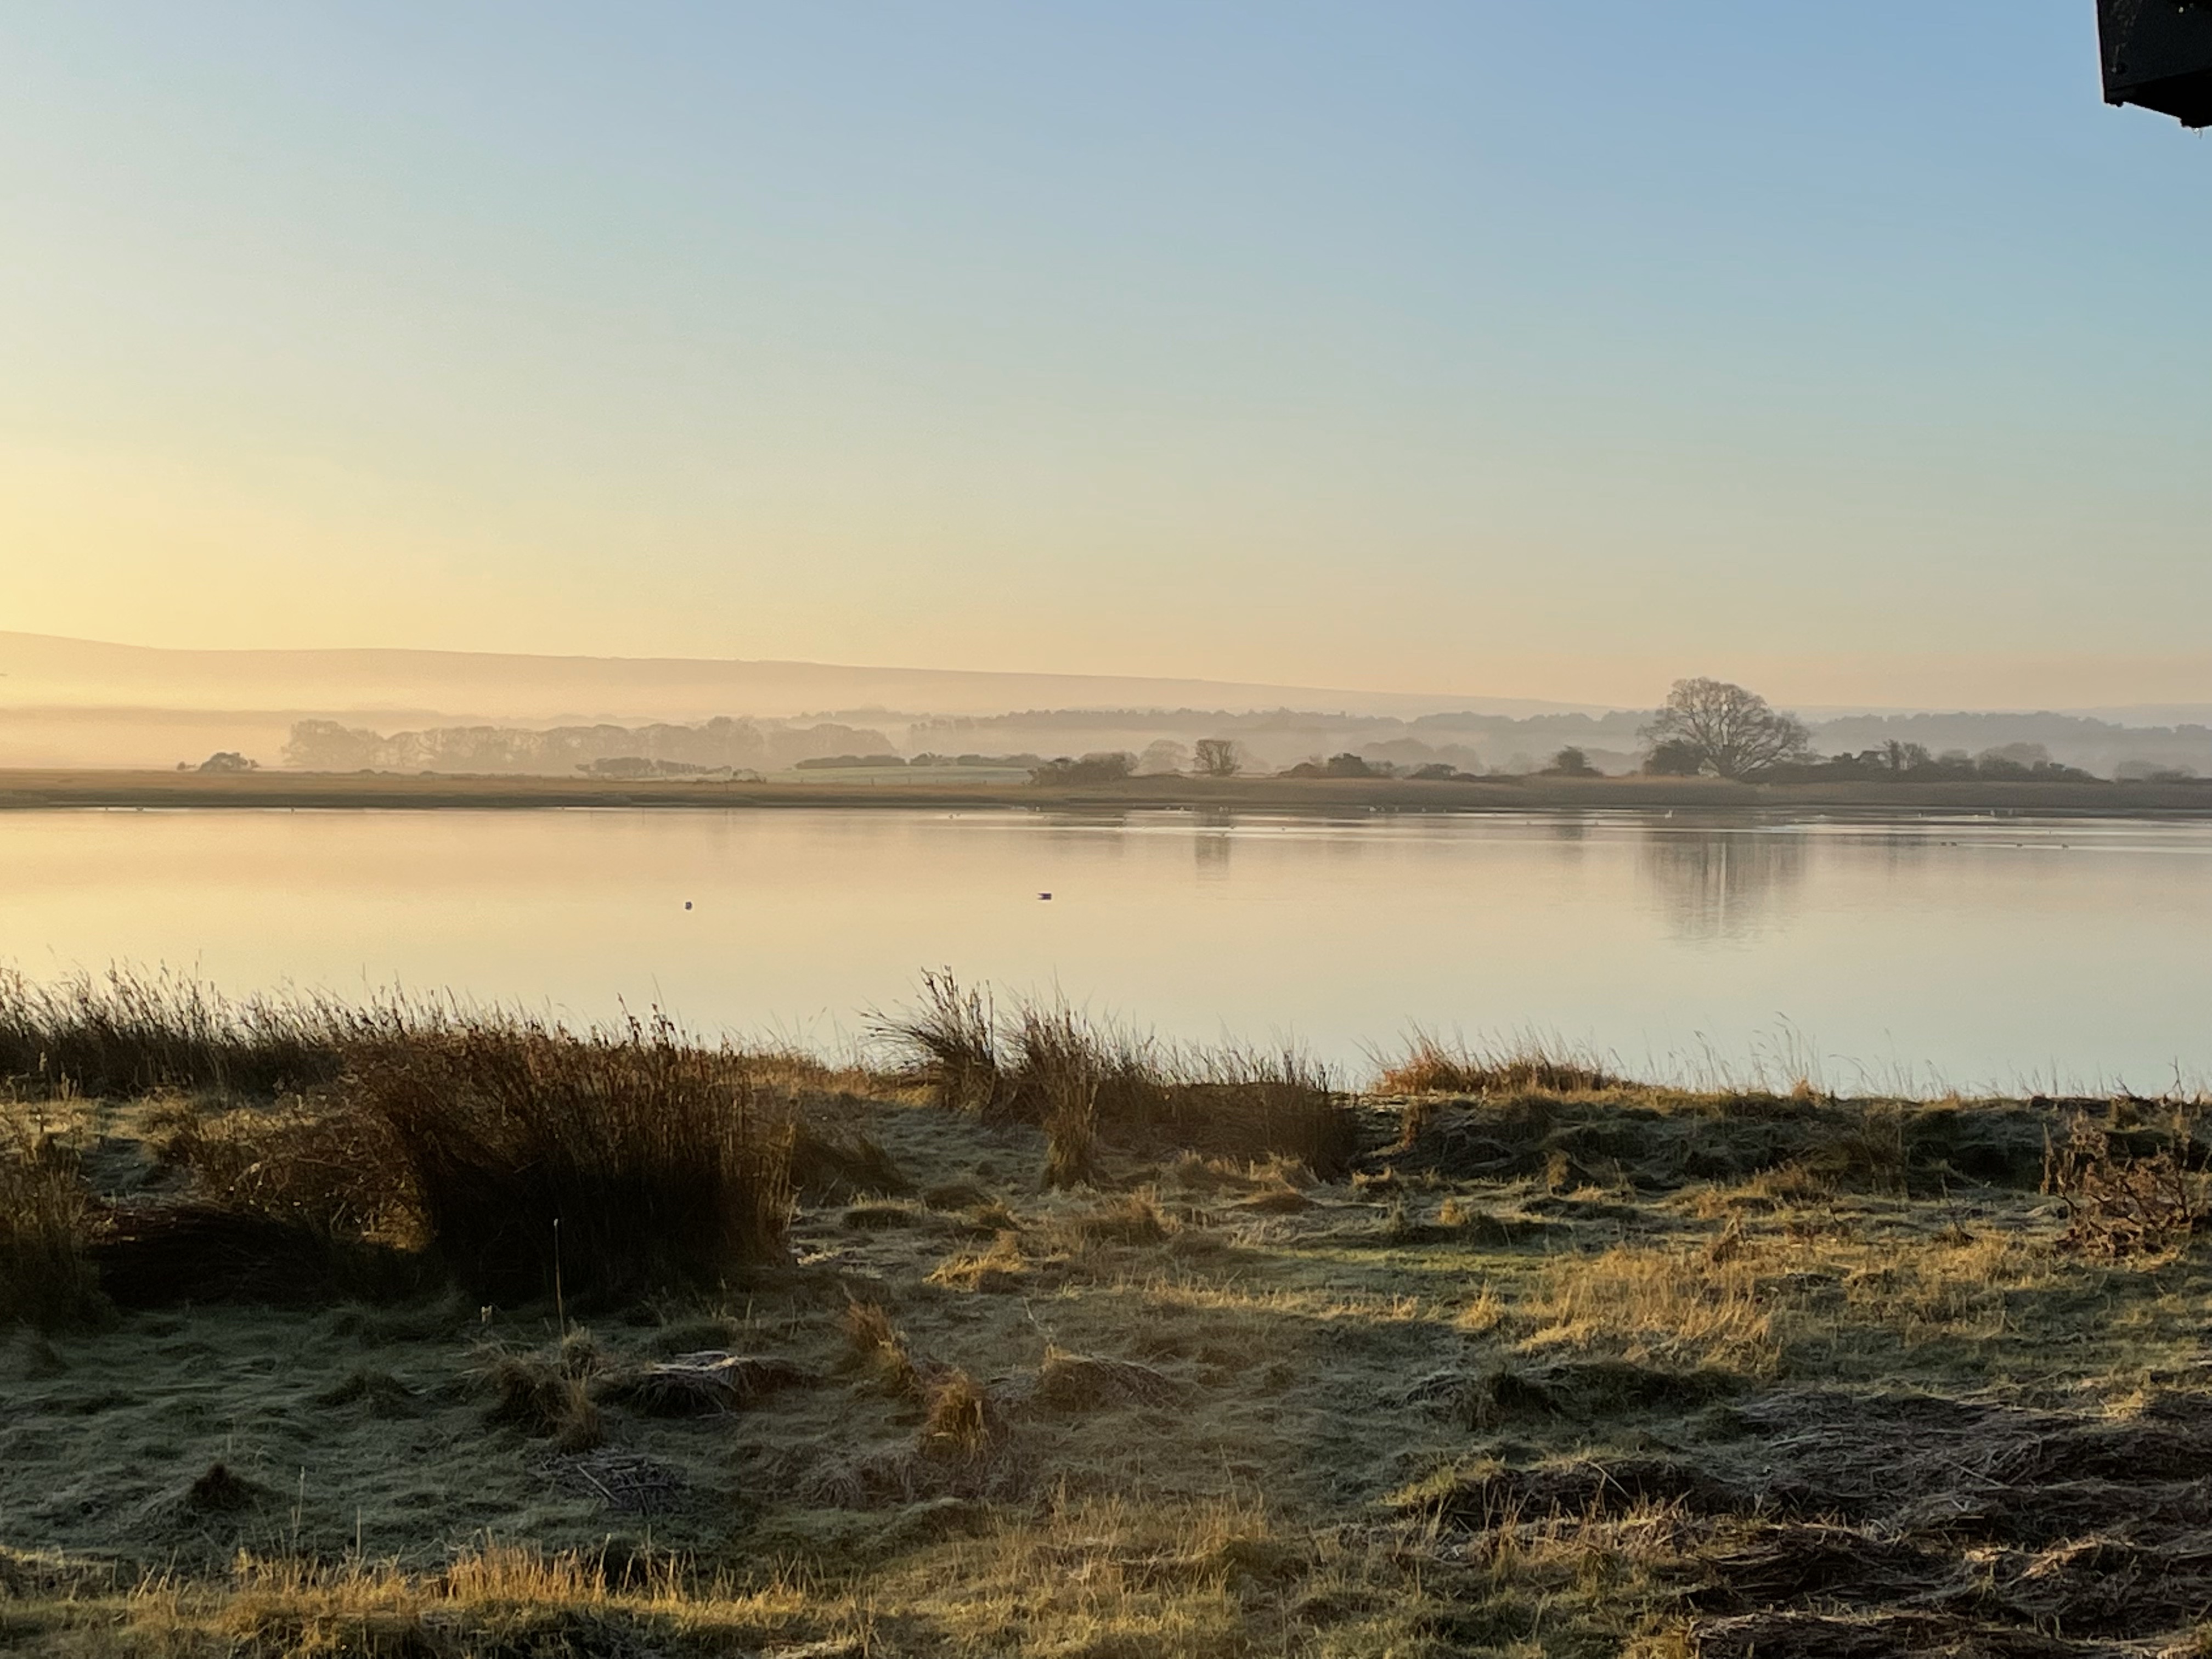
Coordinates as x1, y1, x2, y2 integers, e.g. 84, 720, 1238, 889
5, 977, 2212, 1656
6, 765, 2212, 816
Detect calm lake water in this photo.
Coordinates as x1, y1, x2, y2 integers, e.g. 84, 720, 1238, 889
3, 806, 2209, 1092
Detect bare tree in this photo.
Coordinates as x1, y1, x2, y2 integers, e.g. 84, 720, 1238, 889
1192, 738, 1242, 778
1639, 678, 1809, 780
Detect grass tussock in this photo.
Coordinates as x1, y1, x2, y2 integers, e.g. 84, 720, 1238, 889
843, 1297, 927, 1398
921, 1367, 994, 1456
1377, 1028, 1625, 1097
472, 1329, 609, 1451
0, 1110, 105, 1330
788, 1120, 910, 1202
358, 1013, 793, 1300
875, 975, 1357, 1177
874, 968, 1005, 1114
927, 1229, 1028, 1291
152, 1094, 421, 1246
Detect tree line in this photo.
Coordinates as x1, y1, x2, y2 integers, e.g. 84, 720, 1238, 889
1025, 679, 2142, 786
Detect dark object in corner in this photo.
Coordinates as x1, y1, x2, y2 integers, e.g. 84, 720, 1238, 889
2098, 0, 2212, 126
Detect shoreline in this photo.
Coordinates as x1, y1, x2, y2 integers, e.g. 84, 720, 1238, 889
3, 766, 2212, 816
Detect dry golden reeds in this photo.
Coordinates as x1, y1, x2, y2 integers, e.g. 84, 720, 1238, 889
356, 1012, 792, 1300
871, 969, 1005, 1114
876, 977, 1356, 1179
1376, 1029, 1624, 1097
0, 1112, 105, 1330
0, 966, 358, 1099
472, 1329, 608, 1451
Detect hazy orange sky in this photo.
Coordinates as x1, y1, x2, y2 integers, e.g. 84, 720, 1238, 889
3, 4, 2205, 710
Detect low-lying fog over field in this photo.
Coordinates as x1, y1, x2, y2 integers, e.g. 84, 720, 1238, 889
7, 633, 2212, 780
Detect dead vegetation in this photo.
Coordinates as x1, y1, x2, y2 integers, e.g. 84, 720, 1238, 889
2044, 1107, 2210, 1257
1378, 1028, 1627, 1097
355, 1013, 793, 1299
10, 980, 2212, 1656
874, 974, 1357, 1178
0, 1109, 104, 1329
0, 965, 355, 1100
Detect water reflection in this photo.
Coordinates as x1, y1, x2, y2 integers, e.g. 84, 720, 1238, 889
1193, 830, 1232, 881
0, 806, 2206, 1087
1638, 823, 1808, 941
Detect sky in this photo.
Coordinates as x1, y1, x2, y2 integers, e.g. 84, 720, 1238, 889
1, 2, 2206, 710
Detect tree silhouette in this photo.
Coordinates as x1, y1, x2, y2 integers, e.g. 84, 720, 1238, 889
1192, 738, 1242, 777
1640, 679, 1809, 780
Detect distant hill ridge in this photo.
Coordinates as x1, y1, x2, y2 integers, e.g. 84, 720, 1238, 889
0, 632, 1589, 723
2, 633, 2207, 776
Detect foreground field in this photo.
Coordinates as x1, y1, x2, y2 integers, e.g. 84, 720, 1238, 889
5, 980, 2212, 1657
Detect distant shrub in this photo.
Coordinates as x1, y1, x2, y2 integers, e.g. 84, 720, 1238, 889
1642, 738, 1706, 777
1192, 738, 1242, 777
1029, 752, 1137, 785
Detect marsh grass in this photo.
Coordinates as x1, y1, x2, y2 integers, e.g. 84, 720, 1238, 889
1377, 1028, 1626, 1097
357, 1014, 793, 1300
843, 1296, 927, 1398
788, 1120, 910, 1202
874, 968, 1005, 1114
921, 1367, 993, 1455
877, 977, 1356, 1178
0, 1109, 105, 1329
20, 969, 2212, 1658
0, 966, 358, 1099
1522, 1243, 1781, 1374
30, 1499, 1440, 1659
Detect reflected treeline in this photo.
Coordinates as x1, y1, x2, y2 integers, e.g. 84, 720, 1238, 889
1638, 823, 1807, 940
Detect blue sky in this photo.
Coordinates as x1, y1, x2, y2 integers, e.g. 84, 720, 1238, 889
2, 2, 2205, 706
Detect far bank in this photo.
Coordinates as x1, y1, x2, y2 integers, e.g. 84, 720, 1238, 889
4, 767, 2212, 816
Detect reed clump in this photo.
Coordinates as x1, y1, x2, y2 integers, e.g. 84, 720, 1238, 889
472, 1330, 609, 1451
875, 977, 1355, 1178
153, 1093, 423, 1248
876, 969, 1006, 1115
357, 1013, 793, 1301
0, 966, 357, 1100
0, 1110, 105, 1330
1376, 1029, 1625, 1097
